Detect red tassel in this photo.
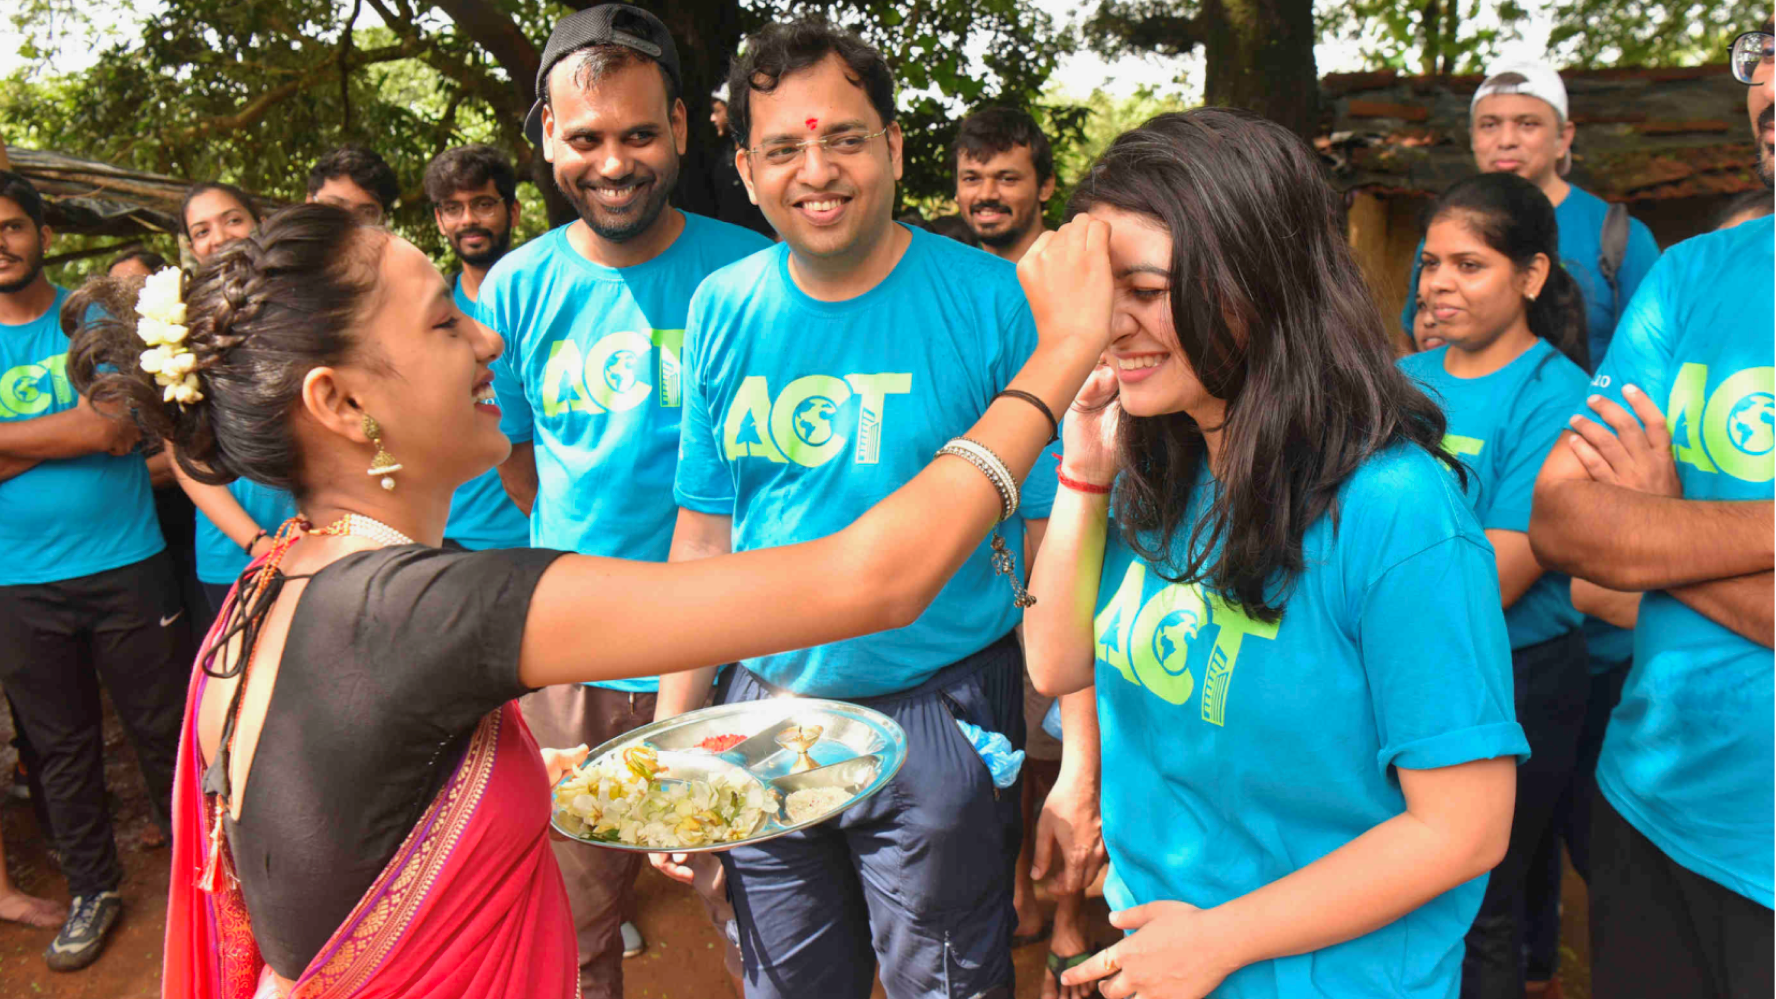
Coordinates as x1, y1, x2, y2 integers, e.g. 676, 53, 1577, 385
197, 800, 225, 894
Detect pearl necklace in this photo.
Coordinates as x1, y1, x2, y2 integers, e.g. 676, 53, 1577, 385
309, 512, 415, 547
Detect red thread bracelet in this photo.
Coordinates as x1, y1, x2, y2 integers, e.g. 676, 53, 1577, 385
1055, 460, 1112, 495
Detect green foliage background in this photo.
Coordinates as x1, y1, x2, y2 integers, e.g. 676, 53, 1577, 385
2, 0, 1751, 287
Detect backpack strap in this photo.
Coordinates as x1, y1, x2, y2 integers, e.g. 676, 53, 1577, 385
1598, 202, 1630, 308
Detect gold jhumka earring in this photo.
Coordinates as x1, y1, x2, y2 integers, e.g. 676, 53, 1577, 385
362, 414, 403, 491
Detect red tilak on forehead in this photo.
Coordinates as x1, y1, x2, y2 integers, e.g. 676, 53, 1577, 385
805, 117, 819, 131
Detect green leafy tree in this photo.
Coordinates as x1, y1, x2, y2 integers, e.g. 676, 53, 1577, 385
1084, 0, 1321, 137
1046, 85, 1192, 210
3, 0, 1075, 273
1544, 0, 1745, 69
1318, 0, 1529, 75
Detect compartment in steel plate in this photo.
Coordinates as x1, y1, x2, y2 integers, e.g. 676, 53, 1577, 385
551, 698, 907, 853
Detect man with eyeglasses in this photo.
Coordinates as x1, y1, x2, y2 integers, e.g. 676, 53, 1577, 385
1529, 17, 1774, 999
657, 18, 1061, 999
475, 5, 771, 996
420, 144, 532, 554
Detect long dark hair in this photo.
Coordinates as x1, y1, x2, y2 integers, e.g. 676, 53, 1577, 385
1425, 173, 1589, 369
65, 204, 383, 499
179, 181, 260, 237
1069, 108, 1463, 622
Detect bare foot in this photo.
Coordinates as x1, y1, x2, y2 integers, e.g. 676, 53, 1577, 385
0, 890, 66, 929
1044, 907, 1094, 999
1011, 879, 1046, 944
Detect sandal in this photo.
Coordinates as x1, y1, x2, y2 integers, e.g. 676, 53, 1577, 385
1047, 948, 1096, 996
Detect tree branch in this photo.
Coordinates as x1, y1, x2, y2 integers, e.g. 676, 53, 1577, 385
165, 40, 426, 142
430, 0, 541, 104
1086, 1, 1208, 59
44, 240, 141, 267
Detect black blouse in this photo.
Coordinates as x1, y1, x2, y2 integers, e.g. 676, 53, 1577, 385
222, 545, 566, 979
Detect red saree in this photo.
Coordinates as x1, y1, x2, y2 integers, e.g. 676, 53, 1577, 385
162, 609, 579, 999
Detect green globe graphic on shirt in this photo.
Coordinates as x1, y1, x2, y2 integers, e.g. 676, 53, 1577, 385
1726, 392, 1775, 456
792, 396, 839, 446
1152, 606, 1208, 677
601, 349, 641, 394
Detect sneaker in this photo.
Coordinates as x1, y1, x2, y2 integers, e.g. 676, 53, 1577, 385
44, 891, 122, 972
620, 920, 645, 958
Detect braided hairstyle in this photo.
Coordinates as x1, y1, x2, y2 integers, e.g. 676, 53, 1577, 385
65, 204, 385, 498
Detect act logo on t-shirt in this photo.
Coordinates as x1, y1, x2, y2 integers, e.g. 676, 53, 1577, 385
1651, 362, 1774, 483
0, 352, 71, 417
1094, 560, 1280, 725
721, 371, 913, 467
1443, 434, 1485, 458
541, 328, 686, 417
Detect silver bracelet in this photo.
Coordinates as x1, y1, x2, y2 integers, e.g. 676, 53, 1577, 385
940, 437, 1020, 523
933, 437, 1036, 608
936, 442, 1014, 523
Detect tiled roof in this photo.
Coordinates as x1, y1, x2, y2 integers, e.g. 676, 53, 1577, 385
1317, 63, 1762, 200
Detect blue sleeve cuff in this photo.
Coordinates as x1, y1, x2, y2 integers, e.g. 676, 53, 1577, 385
673, 487, 736, 516
1480, 505, 1532, 534
1380, 720, 1530, 774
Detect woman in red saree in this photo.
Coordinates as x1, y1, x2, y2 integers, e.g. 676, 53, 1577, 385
65, 202, 1115, 999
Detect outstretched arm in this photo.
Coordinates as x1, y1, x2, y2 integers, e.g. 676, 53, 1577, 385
521, 216, 1117, 689
653, 508, 735, 723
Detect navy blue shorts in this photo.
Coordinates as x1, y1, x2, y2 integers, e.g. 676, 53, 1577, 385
718, 633, 1025, 999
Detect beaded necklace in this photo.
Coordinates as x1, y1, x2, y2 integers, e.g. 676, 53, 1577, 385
197, 513, 415, 894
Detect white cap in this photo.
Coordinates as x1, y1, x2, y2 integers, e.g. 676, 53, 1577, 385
712, 82, 730, 104
1471, 59, 1569, 121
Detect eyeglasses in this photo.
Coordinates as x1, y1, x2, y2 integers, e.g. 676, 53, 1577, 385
437, 197, 507, 221
1730, 30, 1773, 85
746, 126, 891, 169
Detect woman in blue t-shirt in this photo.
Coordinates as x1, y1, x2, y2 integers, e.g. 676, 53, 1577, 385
1398, 173, 1594, 999
1026, 109, 1526, 999
169, 183, 301, 626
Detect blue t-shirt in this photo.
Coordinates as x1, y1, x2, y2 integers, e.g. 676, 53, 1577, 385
675, 225, 1060, 697
1093, 446, 1527, 999
194, 479, 299, 585
0, 286, 165, 585
1400, 340, 1589, 649
485, 212, 772, 692
1402, 185, 1661, 368
444, 273, 529, 550
1582, 215, 1774, 906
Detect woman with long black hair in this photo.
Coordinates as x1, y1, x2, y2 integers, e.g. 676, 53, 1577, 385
1024, 108, 1526, 999
1398, 171, 1594, 999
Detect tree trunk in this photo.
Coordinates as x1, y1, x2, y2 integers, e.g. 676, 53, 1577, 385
1199, 0, 1320, 140
650, 0, 751, 219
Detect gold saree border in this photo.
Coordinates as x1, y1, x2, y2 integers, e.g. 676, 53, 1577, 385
294, 709, 502, 998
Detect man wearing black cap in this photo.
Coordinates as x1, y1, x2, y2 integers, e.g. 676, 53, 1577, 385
478, 5, 771, 996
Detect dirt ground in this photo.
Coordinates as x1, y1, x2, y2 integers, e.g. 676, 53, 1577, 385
0, 696, 1594, 998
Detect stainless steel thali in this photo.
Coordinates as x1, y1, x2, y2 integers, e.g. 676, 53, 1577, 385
550, 698, 908, 853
